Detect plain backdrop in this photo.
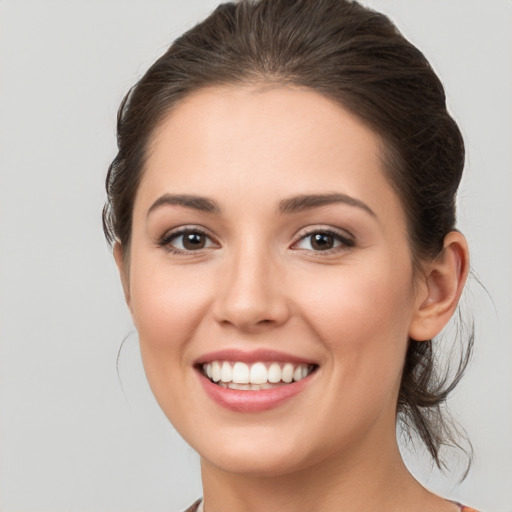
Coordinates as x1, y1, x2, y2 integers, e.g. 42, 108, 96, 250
0, 1, 511, 511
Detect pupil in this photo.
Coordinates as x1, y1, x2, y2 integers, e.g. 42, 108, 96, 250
312, 233, 333, 250
183, 232, 205, 250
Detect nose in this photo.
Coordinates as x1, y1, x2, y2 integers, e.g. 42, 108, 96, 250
212, 244, 291, 332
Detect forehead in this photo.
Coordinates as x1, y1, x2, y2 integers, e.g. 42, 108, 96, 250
137, 84, 402, 223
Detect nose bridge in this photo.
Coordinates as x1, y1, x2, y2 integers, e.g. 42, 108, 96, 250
214, 235, 289, 330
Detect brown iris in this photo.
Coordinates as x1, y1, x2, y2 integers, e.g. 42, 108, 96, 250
310, 233, 335, 250
182, 232, 207, 250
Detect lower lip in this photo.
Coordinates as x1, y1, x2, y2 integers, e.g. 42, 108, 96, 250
198, 371, 314, 412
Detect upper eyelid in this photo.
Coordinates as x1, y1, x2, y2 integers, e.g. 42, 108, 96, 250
292, 225, 355, 242
160, 225, 216, 241
157, 224, 354, 248
290, 227, 356, 253
157, 225, 220, 252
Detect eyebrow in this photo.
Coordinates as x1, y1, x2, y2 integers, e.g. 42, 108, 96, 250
147, 193, 221, 216
146, 192, 375, 218
279, 193, 376, 217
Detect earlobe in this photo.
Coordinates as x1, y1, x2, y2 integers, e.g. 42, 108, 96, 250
113, 242, 132, 312
409, 231, 469, 342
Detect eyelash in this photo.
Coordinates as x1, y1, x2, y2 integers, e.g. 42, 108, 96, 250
291, 228, 355, 254
158, 227, 217, 255
158, 227, 355, 255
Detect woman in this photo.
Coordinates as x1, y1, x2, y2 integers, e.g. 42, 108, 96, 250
103, 0, 478, 510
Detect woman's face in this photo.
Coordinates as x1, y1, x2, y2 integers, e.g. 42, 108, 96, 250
120, 85, 427, 476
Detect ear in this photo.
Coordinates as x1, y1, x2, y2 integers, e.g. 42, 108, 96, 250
113, 242, 132, 313
409, 231, 469, 342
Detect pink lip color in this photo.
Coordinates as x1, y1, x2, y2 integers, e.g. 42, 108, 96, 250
195, 349, 318, 412
197, 369, 315, 413
195, 348, 315, 365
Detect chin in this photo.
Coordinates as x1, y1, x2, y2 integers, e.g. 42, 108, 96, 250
202, 448, 313, 478
190, 425, 323, 478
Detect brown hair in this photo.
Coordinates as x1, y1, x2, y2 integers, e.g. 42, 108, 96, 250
103, 0, 472, 472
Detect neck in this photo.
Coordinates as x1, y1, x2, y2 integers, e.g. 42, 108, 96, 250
200, 436, 444, 512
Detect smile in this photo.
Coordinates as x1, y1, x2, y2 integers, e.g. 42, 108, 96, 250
202, 361, 316, 390
196, 350, 319, 412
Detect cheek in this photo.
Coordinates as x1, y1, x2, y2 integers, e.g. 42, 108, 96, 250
292, 266, 414, 448
301, 262, 412, 329
296, 263, 414, 382
128, 258, 213, 377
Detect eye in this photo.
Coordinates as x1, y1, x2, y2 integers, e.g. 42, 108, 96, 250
292, 229, 354, 252
160, 228, 217, 254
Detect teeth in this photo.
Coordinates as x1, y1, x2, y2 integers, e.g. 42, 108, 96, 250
226, 382, 276, 390
249, 362, 267, 384
228, 383, 251, 390
282, 363, 294, 383
220, 361, 232, 383
232, 362, 249, 384
202, 361, 314, 387
267, 362, 281, 383
211, 361, 221, 382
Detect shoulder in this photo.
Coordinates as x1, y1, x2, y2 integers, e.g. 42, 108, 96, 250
179, 499, 482, 512
447, 501, 481, 512
182, 498, 202, 512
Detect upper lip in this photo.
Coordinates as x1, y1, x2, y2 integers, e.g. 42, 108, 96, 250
194, 348, 318, 366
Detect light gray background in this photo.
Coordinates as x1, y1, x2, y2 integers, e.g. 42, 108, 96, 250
0, 1, 511, 511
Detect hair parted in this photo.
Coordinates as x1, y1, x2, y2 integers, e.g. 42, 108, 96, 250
103, 0, 472, 472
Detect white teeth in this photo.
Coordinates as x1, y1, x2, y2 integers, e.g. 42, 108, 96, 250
227, 382, 275, 390
232, 362, 250, 384
267, 362, 281, 383
282, 363, 294, 383
202, 360, 315, 387
254, 382, 273, 390
211, 361, 221, 382
249, 362, 268, 384
228, 383, 250, 390
220, 361, 232, 382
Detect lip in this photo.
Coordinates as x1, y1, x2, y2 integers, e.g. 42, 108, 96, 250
197, 369, 315, 412
195, 348, 317, 365
194, 348, 318, 413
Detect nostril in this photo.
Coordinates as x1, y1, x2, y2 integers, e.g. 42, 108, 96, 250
212, 275, 291, 330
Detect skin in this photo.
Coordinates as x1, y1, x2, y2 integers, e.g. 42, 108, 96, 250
115, 85, 469, 512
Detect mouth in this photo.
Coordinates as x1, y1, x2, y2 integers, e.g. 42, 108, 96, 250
195, 349, 319, 411
200, 360, 318, 390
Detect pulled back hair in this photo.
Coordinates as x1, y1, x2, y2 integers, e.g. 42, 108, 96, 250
104, 0, 472, 471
